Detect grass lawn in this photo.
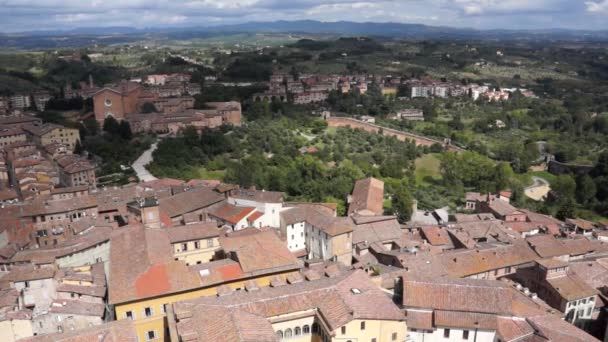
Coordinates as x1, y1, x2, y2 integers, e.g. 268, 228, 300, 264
415, 153, 442, 186
193, 168, 226, 180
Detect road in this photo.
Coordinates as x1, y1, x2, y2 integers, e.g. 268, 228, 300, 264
132, 142, 159, 182
524, 176, 551, 201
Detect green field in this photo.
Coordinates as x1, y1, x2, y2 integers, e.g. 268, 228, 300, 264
415, 153, 442, 185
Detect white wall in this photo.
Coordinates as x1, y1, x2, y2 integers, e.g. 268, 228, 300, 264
228, 197, 282, 228
286, 222, 306, 252
407, 327, 495, 342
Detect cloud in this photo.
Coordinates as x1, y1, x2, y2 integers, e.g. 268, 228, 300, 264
0, 0, 604, 32
586, 0, 608, 13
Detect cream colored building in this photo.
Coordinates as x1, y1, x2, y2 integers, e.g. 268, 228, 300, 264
22, 123, 80, 151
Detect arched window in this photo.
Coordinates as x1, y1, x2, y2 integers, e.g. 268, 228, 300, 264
295, 327, 301, 336
312, 323, 319, 333
303, 325, 310, 334
276, 330, 283, 340
285, 328, 292, 338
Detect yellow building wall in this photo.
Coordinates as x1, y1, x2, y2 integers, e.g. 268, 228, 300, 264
0, 319, 34, 342
332, 319, 406, 342
172, 237, 220, 265
382, 88, 397, 96
115, 270, 299, 342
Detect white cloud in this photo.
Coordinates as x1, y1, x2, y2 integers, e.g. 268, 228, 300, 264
586, 0, 608, 13
0, 0, 604, 32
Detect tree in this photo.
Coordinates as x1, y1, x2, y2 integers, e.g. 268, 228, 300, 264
556, 198, 576, 221
576, 174, 596, 205
552, 175, 576, 201
392, 181, 413, 223
183, 126, 199, 146
118, 121, 133, 140
103, 116, 120, 136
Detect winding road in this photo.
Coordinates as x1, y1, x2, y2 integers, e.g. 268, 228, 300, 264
132, 142, 159, 182
524, 176, 551, 201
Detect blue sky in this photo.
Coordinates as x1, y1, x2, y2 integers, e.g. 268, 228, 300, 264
1, 0, 607, 32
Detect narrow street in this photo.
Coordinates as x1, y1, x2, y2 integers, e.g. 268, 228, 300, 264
132, 141, 159, 182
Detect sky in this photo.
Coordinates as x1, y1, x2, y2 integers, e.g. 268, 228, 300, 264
1, 0, 608, 33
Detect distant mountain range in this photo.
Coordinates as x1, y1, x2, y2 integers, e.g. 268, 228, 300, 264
2, 20, 608, 48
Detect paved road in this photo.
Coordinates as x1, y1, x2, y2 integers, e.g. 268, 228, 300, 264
524, 176, 551, 201
132, 142, 159, 182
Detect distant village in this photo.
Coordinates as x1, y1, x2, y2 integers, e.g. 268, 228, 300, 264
0, 66, 604, 342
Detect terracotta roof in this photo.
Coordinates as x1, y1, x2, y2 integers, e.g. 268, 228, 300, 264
20, 196, 97, 217
19, 319, 138, 342
207, 201, 256, 224
438, 242, 538, 278
49, 299, 105, 317
229, 188, 283, 203
50, 185, 90, 195
159, 187, 224, 218
496, 317, 535, 341
352, 216, 401, 246
172, 270, 403, 342
434, 310, 498, 330
566, 218, 596, 231
536, 258, 569, 270
568, 259, 608, 290
166, 222, 220, 243
545, 273, 597, 301
405, 309, 433, 330
527, 314, 601, 342
421, 226, 453, 246
219, 229, 302, 274
488, 199, 522, 217
525, 235, 567, 258
246, 211, 264, 223
11, 226, 112, 265
402, 277, 518, 315
22, 123, 73, 137
108, 225, 201, 305
348, 177, 384, 216
3, 265, 55, 283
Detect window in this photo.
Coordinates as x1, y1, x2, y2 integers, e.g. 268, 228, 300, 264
303, 325, 310, 334
181, 243, 188, 252
276, 331, 283, 339
125, 311, 134, 320
144, 307, 153, 317
312, 323, 319, 334
360, 321, 366, 330
392, 332, 398, 341
194, 241, 200, 249
105, 99, 112, 107
444, 329, 450, 338
463, 330, 469, 340
162, 304, 168, 314
285, 329, 292, 338
207, 239, 214, 248
146, 330, 157, 341
587, 307, 592, 316
295, 327, 301, 336
342, 326, 346, 334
